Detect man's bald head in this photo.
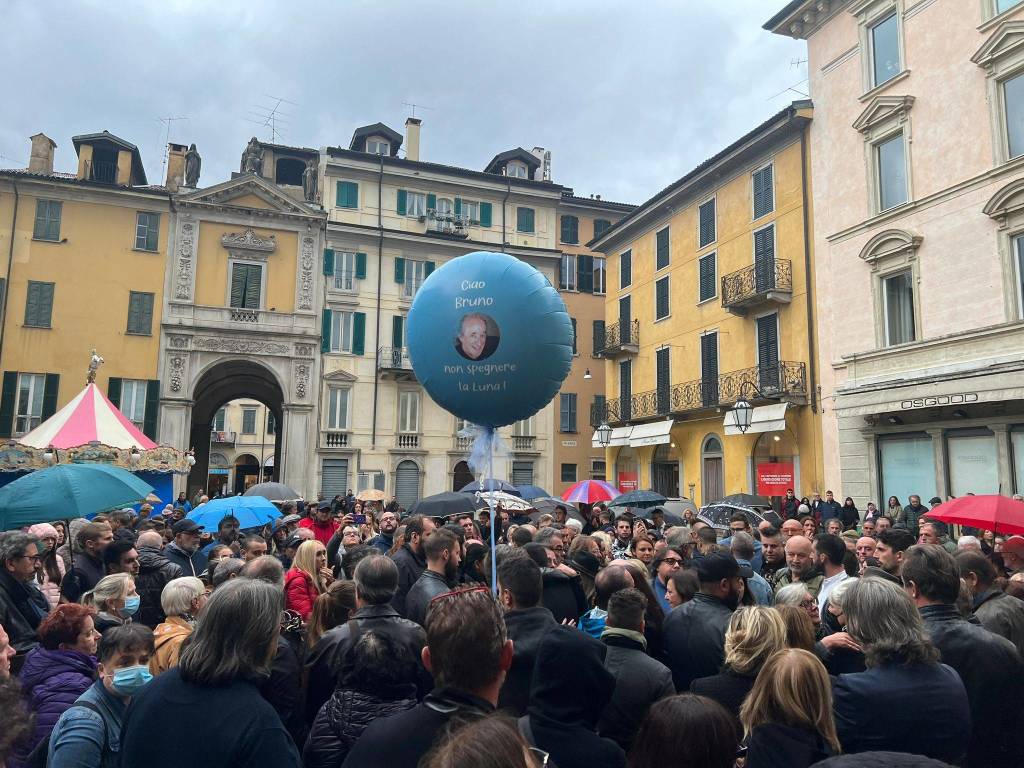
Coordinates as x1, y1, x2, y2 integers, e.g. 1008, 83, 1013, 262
594, 564, 633, 610
780, 519, 803, 539
137, 531, 164, 549
785, 535, 814, 578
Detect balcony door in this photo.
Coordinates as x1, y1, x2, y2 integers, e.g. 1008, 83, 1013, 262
701, 332, 718, 407
619, 360, 632, 422
619, 296, 631, 345
754, 225, 775, 294
756, 313, 780, 392
656, 347, 670, 415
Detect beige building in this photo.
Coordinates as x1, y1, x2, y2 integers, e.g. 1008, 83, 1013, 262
767, 0, 1024, 503
206, 399, 278, 495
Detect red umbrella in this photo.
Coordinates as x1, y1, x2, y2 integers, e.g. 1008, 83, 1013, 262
926, 495, 1024, 535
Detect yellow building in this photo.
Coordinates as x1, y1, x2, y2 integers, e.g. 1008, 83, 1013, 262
590, 102, 824, 505
0, 132, 169, 439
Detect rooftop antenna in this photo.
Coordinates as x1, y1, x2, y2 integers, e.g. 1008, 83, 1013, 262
155, 116, 189, 181
247, 95, 297, 143
791, 57, 807, 68
402, 101, 434, 119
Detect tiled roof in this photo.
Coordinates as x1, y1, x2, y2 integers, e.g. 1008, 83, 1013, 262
0, 168, 170, 196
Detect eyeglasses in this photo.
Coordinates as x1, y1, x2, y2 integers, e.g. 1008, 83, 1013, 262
429, 585, 491, 604
528, 747, 549, 767
20, 554, 41, 562
799, 598, 818, 609
663, 557, 683, 566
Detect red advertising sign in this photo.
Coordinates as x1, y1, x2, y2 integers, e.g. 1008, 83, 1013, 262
618, 472, 638, 493
757, 462, 795, 496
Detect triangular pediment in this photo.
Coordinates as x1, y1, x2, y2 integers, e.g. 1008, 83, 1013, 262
179, 173, 319, 216
973, 21, 1024, 69
323, 369, 357, 382
852, 96, 915, 134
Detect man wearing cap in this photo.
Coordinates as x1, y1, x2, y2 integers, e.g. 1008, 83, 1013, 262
279, 513, 302, 534
163, 519, 209, 578
1002, 536, 1024, 577
662, 552, 749, 691
299, 501, 340, 547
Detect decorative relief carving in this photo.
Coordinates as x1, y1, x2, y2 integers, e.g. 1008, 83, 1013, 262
169, 357, 185, 392
168, 335, 190, 349
175, 223, 195, 300
297, 236, 315, 310
294, 343, 315, 358
295, 362, 310, 399
221, 228, 276, 253
192, 337, 290, 355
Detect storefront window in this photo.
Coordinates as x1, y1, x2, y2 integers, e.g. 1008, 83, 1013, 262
878, 434, 936, 507
948, 431, 999, 497
1012, 431, 1024, 494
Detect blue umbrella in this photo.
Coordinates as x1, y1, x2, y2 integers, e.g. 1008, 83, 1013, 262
187, 495, 280, 530
515, 484, 549, 501
0, 464, 155, 531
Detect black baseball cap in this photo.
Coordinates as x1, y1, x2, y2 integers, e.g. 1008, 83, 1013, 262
317, 500, 333, 512
172, 519, 203, 535
695, 552, 753, 581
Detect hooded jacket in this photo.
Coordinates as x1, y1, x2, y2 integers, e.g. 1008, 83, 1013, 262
150, 615, 193, 675
134, 546, 183, 628
499, 605, 558, 716
745, 722, 833, 768
18, 646, 96, 757
539, 568, 588, 624
520, 626, 625, 768
598, 628, 674, 751
162, 540, 208, 578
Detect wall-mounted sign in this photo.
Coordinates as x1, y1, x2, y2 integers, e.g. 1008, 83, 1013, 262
757, 462, 794, 496
900, 393, 978, 410
618, 472, 638, 493
561, 440, 577, 448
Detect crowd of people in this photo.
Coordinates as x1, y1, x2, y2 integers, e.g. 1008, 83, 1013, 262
0, 486, 1023, 767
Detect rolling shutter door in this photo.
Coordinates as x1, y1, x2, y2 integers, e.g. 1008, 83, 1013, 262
321, 458, 349, 498
395, 460, 420, 509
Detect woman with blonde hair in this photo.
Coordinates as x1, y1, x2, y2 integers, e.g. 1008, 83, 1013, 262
691, 605, 787, 724
740, 648, 839, 767
774, 604, 817, 652
285, 539, 334, 621
82, 572, 139, 634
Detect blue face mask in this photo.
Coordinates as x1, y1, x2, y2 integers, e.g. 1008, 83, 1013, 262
109, 664, 152, 696
122, 596, 141, 617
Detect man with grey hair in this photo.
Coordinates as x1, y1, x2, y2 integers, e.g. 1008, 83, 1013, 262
211, 556, 244, 589
0, 531, 49, 672
956, 535, 982, 553
240, 555, 285, 585
534, 526, 566, 566
730, 532, 772, 605
135, 529, 182, 628
304, 553, 430, 723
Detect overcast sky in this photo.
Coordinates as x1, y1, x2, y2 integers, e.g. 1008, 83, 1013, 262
2, 0, 806, 205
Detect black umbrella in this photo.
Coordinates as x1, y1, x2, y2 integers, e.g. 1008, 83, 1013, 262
458, 479, 521, 496
528, 498, 586, 525
698, 503, 780, 531
243, 482, 302, 503
408, 491, 477, 519
609, 490, 667, 509
633, 505, 684, 527
716, 492, 773, 508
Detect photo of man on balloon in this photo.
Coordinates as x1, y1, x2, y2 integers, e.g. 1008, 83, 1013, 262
455, 312, 500, 361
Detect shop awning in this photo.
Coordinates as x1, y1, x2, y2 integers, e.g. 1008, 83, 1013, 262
592, 426, 633, 448
628, 419, 675, 447
724, 403, 789, 436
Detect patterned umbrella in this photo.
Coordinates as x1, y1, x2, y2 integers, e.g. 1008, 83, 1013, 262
561, 480, 619, 505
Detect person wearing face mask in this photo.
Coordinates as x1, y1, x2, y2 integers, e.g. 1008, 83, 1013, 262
82, 573, 140, 635
46, 623, 155, 768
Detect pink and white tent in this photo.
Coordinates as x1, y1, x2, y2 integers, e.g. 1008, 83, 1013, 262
18, 383, 157, 450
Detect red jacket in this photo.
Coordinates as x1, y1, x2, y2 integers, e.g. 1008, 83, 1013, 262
284, 568, 319, 620
298, 517, 339, 547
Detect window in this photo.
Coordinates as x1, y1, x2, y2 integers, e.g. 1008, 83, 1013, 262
878, 434, 937, 507
998, 0, 1024, 13
366, 139, 389, 155
436, 198, 453, 216
275, 158, 305, 186
655, 226, 670, 270
126, 291, 154, 335
753, 165, 774, 219
507, 162, 528, 179
398, 391, 420, 433
333, 251, 358, 291
592, 320, 606, 357
870, 12, 901, 88
120, 380, 148, 430
324, 309, 365, 355
593, 257, 606, 295
1005, 72, 1024, 160
560, 393, 577, 433
267, 411, 275, 435
883, 269, 916, 345
698, 199, 716, 248
1015, 235, 1024, 317
656, 347, 670, 415
242, 408, 257, 434
560, 215, 579, 244
594, 219, 611, 238
514, 417, 535, 437
230, 263, 262, 309
403, 259, 431, 297
24, 281, 54, 328
591, 394, 606, 427
876, 132, 908, 211
15, 373, 45, 435
560, 254, 577, 290
461, 199, 480, 223
561, 463, 577, 483
327, 386, 350, 430
620, 250, 632, 289
330, 310, 356, 353
591, 459, 606, 481
134, 212, 159, 251
212, 408, 225, 431
407, 192, 427, 217
33, 200, 61, 241
336, 181, 359, 209
517, 207, 535, 233
655, 276, 670, 320
698, 253, 717, 302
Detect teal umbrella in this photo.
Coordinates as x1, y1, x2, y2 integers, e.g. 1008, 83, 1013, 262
0, 464, 155, 531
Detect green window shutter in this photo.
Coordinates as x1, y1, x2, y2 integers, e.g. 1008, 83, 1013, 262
230, 265, 246, 307
424, 261, 435, 277
355, 252, 367, 280
577, 255, 594, 293
323, 249, 335, 277
140, 293, 153, 334
352, 312, 366, 356
0, 372, 16, 438
42, 374, 59, 420
344, 182, 359, 208
107, 377, 122, 408
143, 380, 159, 439
321, 309, 332, 353
244, 265, 261, 308
454, 197, 462, 216
24, 283, 39, 326
33, 201, 47, 239
147, 214, 159, 252
392, 315, 404, 348
394, 257, 406, 284
593, 320, 605, 356
517, 207, 535, 233
47, 203, 61, 241
426, 193, 436, 211
335, 181, 346, 208
571, 318, 577, 354
479, 202, 492, 227
397, 189, 407, 215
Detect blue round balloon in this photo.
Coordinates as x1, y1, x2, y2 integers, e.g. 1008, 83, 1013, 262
406, 251, 573, 428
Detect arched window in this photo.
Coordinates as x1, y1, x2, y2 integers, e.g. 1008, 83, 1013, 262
701, 435, 724, 505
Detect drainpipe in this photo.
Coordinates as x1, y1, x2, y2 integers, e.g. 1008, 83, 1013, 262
0, 181, 19, 367
371, 151, 385, 448
800, 128, 818, 414
501, 172, 510, 253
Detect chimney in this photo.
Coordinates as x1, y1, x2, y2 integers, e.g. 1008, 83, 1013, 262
405, 118, 421, 162
530, 147, 552, 181
165, 143, 187, 192
28, 133, 56, 175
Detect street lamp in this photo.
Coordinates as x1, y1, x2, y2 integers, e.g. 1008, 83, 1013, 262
596, 422, 613, 447
729, 381, 764, 435
583, 368, 592, 380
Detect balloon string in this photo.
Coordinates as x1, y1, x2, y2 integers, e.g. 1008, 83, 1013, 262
487, 425, 498, 596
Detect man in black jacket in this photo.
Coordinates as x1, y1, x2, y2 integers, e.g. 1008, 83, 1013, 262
133, 531, 182, 628
0, 531, 49, 673
404, 528, 459, 626
389, 514, 435, 616
662, 552, 748, 691
956, 549, 1024, 656
903, 544, 1024, 768
305, 554, 430, 724
163, 519, 209, 578
342, 586, 512, 768
496, 550, 557, 716
59, 521, 113, 602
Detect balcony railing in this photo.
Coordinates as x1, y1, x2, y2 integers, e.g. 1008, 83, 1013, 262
323, 431, 349, 448
454, 435, 473, 451
88, 160, 118, 184
378, 346, 416, 380
398, 433, 420, 449
591, 361, 808, 425
229, 307, 259, 323
512, 435, 536, 452
426, 209, 470, 238
721, 259, 793, 314
211, 430, 236, 446
598, 318, 639, 356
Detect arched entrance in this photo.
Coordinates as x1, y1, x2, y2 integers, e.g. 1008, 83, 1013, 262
233, 453, 260, 494
701, 434, 724, 505
452, 460, 473, 492
395, 460, 420, 510
752, 428, 799, 511
187, 359, 285, 495
652, 443, 679, 497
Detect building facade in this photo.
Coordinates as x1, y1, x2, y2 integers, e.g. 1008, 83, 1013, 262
206, 400, 278, 496
591, 103, 824, 505
768, 0, 1024, 505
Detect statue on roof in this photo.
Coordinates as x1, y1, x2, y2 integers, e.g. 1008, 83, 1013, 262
241, 137, 263, 175
87, 349, 104, 384
302, 159, 318, 203
185, 143, 201, 187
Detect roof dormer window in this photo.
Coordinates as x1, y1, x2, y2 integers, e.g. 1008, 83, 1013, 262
507, 162, 529, 179
367, 138, 390, 156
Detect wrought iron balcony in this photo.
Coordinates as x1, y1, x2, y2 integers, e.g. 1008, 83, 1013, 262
377, 346, 416, 381
593, 361, 808, 426
425, 210, 470, 239
721, 259, 793, 315
597, 318, 639, 357
88, 160, 118, 184
211, 430, 236, 446
229, 307, 259, 323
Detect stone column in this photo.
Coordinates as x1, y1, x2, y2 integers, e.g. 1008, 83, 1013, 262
158, 401, 192, 496
926, 429, 948, 501
280, 403, 316, 497
992, 424, 1012, 496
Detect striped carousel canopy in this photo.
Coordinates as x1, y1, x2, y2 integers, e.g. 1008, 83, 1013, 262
18, 383, 157, 450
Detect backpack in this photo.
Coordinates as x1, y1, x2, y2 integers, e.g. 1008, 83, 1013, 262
24, 700, 105, 768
